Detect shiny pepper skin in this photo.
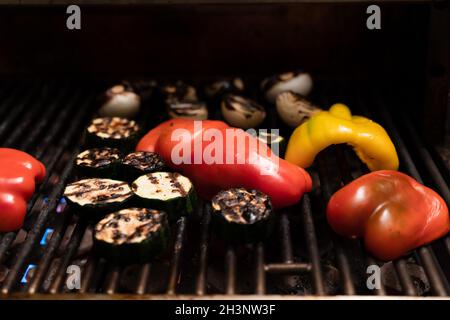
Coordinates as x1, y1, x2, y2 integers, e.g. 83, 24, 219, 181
0, 148, 46, 232
285, 103, 399, 172
326, 170, 450, 261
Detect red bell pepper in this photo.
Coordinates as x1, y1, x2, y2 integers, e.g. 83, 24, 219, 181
0, 148, 46, 232
327, 170, 450, 261
136, 119, 312, 208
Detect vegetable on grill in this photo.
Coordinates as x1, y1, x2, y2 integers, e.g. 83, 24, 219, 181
0, 148, 46, 232
122, 151, 166, 182
285, 103, 399, 172
64, 178, 133, 221
261, 70, 313, 103
167, 101, 208, 120
221, 94, 266, 129
93, 208, 170, 264
275, 91, 320, 128
327, 170, 450, 261
136, 119, 312, 209
255, 130, 286, 158
85, 117, 140, 153
99, 84, 141, 118
75, 147, 122, 179
131, 172, 197, 221
211, 188, 275, 243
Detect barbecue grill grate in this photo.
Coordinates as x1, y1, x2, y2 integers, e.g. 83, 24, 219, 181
0, 80, 450, 298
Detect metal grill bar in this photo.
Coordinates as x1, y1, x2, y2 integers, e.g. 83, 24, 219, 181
166, 217, 187, 294
195, 204, 210, 296
301, 195, 325, 295
225, 246, 236, 294
254, 243, 265, 294
135, 263, 151, 295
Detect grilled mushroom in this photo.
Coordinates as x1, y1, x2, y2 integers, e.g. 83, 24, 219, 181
204, 77, 245, 100
167, 101, 208, 120
221, 94, 266, 129
160, 81, 198, 105
276, 91, 321, 128
99, 84, 141, 118
261, 71, 313, 103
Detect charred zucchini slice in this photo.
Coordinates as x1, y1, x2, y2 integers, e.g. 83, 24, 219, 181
64, 178, 133, 221
211, 188, 275, 243
122, 151, 166, 182
75, 147, 122, 178
256, 131, 286, 158
131, 172, 197, 221
85, 117, 140, 152
94, 208, 170, 264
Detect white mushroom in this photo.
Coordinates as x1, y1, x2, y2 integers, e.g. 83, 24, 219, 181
221, 95, 266, 129
261, 71, 313, 103
99, 85, 141, 118
168, 102, 208, 120
276, 91, 321, 128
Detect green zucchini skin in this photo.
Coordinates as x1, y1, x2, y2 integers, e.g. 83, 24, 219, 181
63, 178, 134, 222
85, 117, 140, 153
93, 208, 170, 264
211, 188, 275, 244
75, 148, 122, 179
121, 151, 166, 183
131, 172, 197, 222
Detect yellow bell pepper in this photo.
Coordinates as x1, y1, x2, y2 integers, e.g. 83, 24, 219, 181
284, 103, 399, 171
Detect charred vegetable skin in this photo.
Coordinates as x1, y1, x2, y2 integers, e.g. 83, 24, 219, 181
211, 188, 275, 243
121, 151, 166, 182
75, 148, 122, 179
0, 148, 46, 232
327, 170, 450, 261
132, 172, 197, 221
85, 117, 140, 153
94, 208, 170, 264
64, 178, 133, 221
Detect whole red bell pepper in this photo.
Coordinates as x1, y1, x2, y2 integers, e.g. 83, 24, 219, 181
327, 170, 450, 261
136, 119, 312, 208
0, 148, 46, 232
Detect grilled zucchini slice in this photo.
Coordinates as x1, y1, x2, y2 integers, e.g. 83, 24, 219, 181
85, 117, 140, 152
131, 172, 197, 221
94, 208, 170, 264
75, 147, 122, 179
211, 188, 275, 243
64, 178, 133, 221
121, 151, 166, 182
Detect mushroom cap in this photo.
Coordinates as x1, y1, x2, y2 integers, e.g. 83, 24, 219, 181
221, 95, 266, 129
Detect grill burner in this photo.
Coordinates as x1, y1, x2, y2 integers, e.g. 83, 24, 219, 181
0, 80, 449, 298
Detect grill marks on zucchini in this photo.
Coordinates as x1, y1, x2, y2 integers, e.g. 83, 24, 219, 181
77, 148, 121, 168
64, 178, 133, 220
94, 208, 170, 263
95, 208, 166, 244
132, 172, 196, 221
88, 117, 139, 139
85, 117, 140, 152
122, 151, 166, 182
211, 188, 275, 243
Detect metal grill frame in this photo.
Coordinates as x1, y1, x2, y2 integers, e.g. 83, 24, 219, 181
0, 80, 449, 299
